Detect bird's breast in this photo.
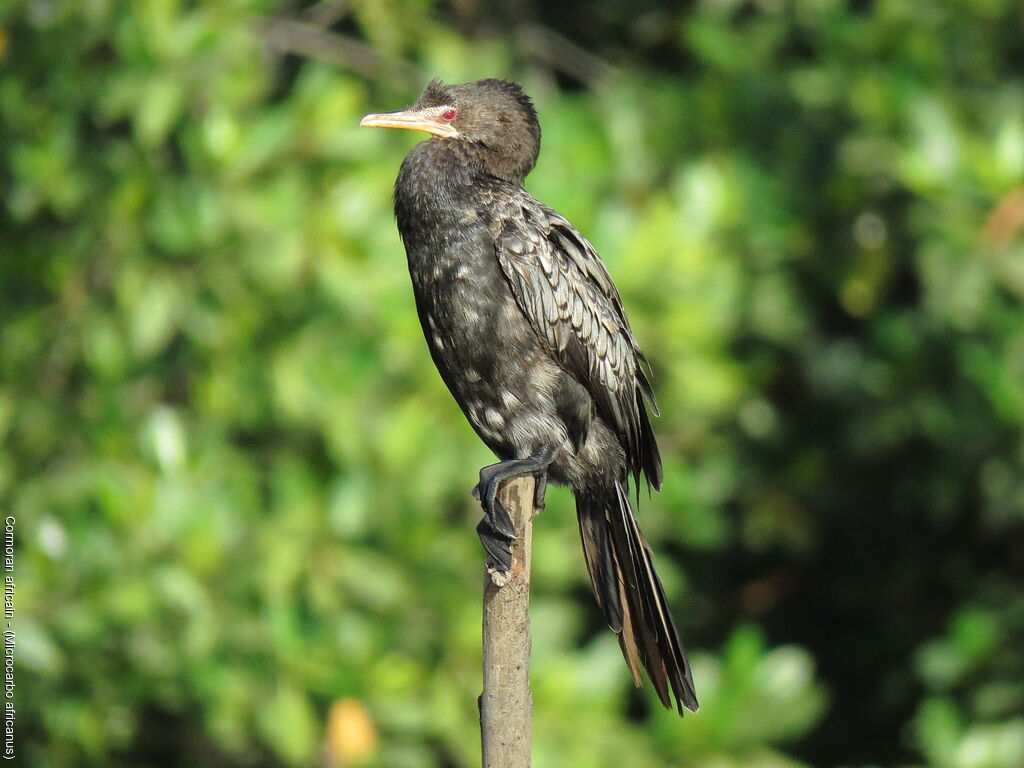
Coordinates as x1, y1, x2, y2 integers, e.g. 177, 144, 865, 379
394, 185, 555, 452
392, 147, 590, 466
402, 210, 528, 381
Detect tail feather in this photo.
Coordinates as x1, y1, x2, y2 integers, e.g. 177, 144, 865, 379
576, 483, 699, 715
577, 507, 623, 632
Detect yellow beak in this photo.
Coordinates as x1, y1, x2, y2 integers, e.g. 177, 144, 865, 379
359, 108, 459, 139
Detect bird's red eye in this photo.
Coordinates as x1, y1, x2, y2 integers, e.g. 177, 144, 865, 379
441, 109, 456, 120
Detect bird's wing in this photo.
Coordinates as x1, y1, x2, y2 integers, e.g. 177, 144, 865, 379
492, 198, 663, 489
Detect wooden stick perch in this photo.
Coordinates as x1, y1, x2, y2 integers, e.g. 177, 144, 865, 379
480, 475, 535, 768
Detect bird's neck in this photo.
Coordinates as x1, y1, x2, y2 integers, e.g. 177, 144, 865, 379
394, 140, 512, 232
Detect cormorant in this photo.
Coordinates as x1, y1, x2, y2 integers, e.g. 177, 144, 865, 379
361, 78, 698, 715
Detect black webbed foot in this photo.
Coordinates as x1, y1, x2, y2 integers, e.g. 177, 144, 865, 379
472, 463, 519, 538
472, 445, 561, 573
476, 518, 513, 572
533, 472, 548, 513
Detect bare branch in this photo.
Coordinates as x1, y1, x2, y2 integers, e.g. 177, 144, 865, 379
480, 475, 535, 768
258, 17, 424, 92
515, 24, 618, 90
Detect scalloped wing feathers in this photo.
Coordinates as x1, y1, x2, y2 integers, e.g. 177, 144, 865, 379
492, 196, 663, 491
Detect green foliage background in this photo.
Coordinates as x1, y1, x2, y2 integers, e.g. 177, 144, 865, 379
3, 0, 1023, 766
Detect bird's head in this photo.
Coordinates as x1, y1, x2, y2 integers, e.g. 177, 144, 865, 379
360, 78, 541, 183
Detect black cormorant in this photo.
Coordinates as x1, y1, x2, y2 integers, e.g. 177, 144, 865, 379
361, 78, 698, 715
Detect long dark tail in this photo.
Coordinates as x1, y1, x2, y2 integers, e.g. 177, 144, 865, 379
576, 483, 698, 714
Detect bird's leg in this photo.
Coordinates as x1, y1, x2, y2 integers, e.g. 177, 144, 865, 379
472, 445, 560, 573
472, 445, 561, 528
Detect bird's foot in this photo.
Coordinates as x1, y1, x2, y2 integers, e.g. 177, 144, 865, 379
471, 446, 560, 574
476, 517, 513, 575
471, 473, 516, 538
533, 471, 548, 514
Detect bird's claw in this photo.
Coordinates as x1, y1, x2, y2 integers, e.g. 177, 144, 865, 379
475, 475, 516, 574
533, 472, 548, 513
475, 472, 521, 574
472, 447, 561, 573
474, 471, 547, 517
477, 518, 513, 574
487, 497, 517, 539
473, 468, 517, 539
